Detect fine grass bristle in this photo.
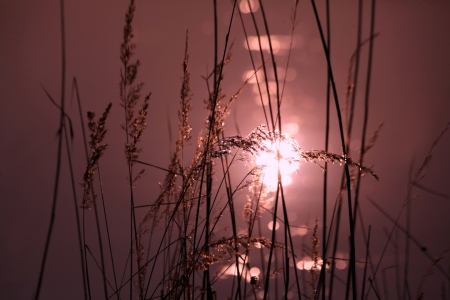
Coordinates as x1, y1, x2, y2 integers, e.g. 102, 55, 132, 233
81, 103, 112, 209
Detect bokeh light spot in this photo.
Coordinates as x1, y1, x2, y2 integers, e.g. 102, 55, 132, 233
295, 226, 307, 236
263, 198, 274, 209
268, 221, 280, 230
336, 260, 347, 270
296, 257, 325, 270
246, 36, 280, 54
276, 67, 297, 81
239, 0, 259, 14
250, 267, 260, 276
243, 69, 264, 84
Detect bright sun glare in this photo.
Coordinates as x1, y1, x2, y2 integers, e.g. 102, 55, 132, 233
255, 135, 299, 189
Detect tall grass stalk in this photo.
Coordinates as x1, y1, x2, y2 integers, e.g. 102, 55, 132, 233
310, 0, 357, 298
34, 0, 67, 298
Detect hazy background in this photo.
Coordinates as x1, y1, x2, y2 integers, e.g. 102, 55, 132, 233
1, 0, 450, 299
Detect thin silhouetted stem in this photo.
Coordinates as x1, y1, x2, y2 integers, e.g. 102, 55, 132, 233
318, 1, 330, 298
310, 1, 356, 298
34, 1, 66, 298
64, 121, 88, 300
97, 165, 120, 298
361, 226, 372, 300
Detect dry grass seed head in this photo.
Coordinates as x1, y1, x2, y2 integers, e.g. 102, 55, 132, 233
81, 103, 112, 209
179, 31, 193, 144
308, 218, 320, 297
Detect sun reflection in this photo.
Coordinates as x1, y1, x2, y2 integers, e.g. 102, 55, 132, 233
222, 257, 245, 277
255, 134, 299, 189
251, 81, 278, 97
296, 256, 326, 270
245, 36, 281, 54
244, 34, 303, 54
243, 69, 264, 84
274, 67, 297, 82
221, 258, 262, 283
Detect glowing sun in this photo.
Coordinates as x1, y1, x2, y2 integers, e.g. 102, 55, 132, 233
255, 134, 300, 189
